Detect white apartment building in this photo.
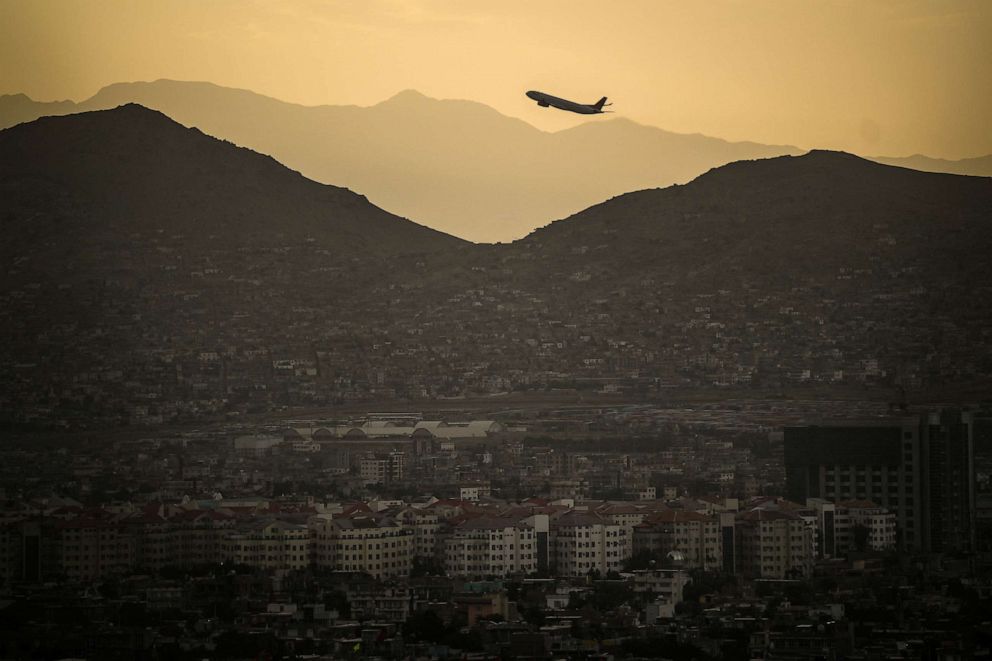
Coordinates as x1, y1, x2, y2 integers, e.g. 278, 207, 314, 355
551, 511, 626, 576
459, 484, 492, 502
221, 519, 310, 570
594, 504, 657, 559
359, 451, 406, 485
632, 510, 723, 570
845, 500, 897, 552
58, 519, 134, 581
806, 498, 897, 557
311, 516, 413, 579
394, 507, 440, 560
736, 509, 814, 579
444, 517, 537, 577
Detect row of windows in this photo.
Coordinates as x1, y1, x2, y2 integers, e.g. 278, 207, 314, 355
339, 561, 409, 571
447, 553, 533, 561
339, 551, 405, 560
334, 541, 407, 550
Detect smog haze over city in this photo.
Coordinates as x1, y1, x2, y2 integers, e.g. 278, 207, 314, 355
1, 2, 991, 659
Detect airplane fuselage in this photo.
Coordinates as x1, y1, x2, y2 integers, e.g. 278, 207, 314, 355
526, 90, 607, 115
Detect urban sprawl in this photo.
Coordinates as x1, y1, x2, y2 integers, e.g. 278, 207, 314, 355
1, 406, 990, 659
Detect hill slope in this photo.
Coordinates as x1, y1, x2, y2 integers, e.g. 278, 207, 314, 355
389, 152, 992, 402
872, 153, 992, 177
0, 105, 466, 427
2, 121, 990, 428
0, 103, 462, 262
514, 150, 991, 279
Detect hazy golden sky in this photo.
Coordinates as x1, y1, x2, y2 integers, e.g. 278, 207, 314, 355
3, 0, 990, 158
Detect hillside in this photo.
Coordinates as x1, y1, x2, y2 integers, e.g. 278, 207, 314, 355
0, 103, 462, 262
0, 106, 466, 427
379, 152, 992, 405
1, 111, 990, 429
512, 150, 991, 281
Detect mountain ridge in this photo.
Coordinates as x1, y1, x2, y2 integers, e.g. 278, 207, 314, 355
0, 104, 465, 266
0, 80, 807, 241
2, 108, 990, 428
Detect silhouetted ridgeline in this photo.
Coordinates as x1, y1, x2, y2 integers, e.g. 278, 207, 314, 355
1, 80, 802, 241
1, 107, 990, 429
0, 103, 463, 257
3, 81, 991, 242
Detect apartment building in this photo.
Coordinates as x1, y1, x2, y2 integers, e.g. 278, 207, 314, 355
551, 511, 626, 576
632, 510, 723, 570
785, 410, 975, 552
359, 451, 406, 485
443, 516, 537, 577
312, 515, 414, 579
57, 518, 135, 581
221, 519, 310, 570
393, 507, 440, 560
735, 509, 814, 579
846, 500, 897, 552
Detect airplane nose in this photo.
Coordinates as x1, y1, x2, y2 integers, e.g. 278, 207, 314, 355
525, 91, 537, 99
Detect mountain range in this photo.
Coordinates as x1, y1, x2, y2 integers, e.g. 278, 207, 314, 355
0, 80, 797, 242
4, 81, 990, 244
2, 104, 991, 427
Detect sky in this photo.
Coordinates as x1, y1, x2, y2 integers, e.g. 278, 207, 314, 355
2, 0, 990, 159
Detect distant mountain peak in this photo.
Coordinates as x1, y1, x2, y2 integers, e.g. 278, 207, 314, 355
394, 88, 428, 98
694, 149, 885, 184
381, 89, 432, 104
50, 103, 191, 136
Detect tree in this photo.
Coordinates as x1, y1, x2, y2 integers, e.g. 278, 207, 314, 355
625, 550, 662, 571
404, 610, 446, 643
621, 635, 715, 660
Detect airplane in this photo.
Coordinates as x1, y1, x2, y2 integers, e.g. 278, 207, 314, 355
526, 90, 612, 115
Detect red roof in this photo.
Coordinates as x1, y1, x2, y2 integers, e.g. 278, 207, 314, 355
641, 510, 714, 524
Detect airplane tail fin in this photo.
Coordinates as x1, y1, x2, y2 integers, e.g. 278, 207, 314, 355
594, 97, 610, 110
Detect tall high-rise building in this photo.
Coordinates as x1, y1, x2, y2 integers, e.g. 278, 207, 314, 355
922, 410, 976, 552
784, 410, 974, 553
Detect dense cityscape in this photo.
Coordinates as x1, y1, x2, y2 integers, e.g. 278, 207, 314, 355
1, 404, 990, 658
3, 169, 989, 431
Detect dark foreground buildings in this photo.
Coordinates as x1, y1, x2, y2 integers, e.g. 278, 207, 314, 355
785, 410, 974, 553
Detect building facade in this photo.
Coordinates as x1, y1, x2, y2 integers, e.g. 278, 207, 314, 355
443, 517, 537, 577
551, 511, 626, 577
735, 509, 814, 579
632, 510, 723, 570
784, 411, 975, 552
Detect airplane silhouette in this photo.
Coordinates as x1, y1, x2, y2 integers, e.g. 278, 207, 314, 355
526, 90, 612, 115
